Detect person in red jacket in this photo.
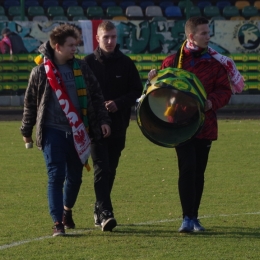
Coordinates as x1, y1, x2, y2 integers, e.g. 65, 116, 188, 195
0, 28, 28, 54
148, 16, 233, 233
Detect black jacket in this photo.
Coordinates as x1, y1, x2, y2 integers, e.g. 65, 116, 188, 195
7, 32, 28, 54
84, 44, 143, 136
21, 41, 111, 148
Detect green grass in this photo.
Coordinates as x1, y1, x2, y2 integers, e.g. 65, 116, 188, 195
1, 119, 260, 259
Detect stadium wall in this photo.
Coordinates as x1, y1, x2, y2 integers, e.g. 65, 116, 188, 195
0, 19, 260, 106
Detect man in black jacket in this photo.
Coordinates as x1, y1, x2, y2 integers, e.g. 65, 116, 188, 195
84, 21, 143, 229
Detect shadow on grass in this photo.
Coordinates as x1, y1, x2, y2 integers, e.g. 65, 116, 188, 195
65, 224, 260, 239
101, 224, 260, 239
191, 226, 260, 239
63, 233, 86, 238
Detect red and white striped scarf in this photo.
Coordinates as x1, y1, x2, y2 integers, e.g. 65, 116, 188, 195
186, 41, 244, 93
44, 59, 91, 167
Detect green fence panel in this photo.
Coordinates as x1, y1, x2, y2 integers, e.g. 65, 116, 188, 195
0, 54, 259, 95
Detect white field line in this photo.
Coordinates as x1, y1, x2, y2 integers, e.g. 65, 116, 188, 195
1, 211, 260, 251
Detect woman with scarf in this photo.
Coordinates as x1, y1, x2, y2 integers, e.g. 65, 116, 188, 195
148, 16, 242, 233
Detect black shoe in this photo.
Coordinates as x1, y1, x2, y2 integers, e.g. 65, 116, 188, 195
52, 222, 65, 236
94, 204, 101, 227
62, 209, 75, 229
100, 210, 117, 232
94, 211, 101, 227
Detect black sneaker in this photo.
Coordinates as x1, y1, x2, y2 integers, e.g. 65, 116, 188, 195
52, 222, 65, 237
100, 210, 117, 232
94, 210, 101, 227
62, 209, 75, 229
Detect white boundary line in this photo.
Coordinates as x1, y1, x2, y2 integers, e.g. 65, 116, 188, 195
1, 211, 260, 251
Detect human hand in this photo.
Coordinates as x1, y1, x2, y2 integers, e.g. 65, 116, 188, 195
101, 124, 111, 138
104, 100, 118, 113
23, 136, 33, 148
23, 136, 33, 143
148, 69, 157, 81
204, 100, 212, 111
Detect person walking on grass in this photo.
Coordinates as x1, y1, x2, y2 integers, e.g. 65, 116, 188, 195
83, 21, 143, 228
148, 16, 244, 233
20, 24, 114, 236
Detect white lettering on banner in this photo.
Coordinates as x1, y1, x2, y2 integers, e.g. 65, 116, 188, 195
56, 76, 61, 85
60, 99, 70, 114
56, 89, 90, 164
44, 65, 49, 73
56, 89, 62, 98
44, 59, 91, 164
56, 92, 70, 115
68, 111, 79, 126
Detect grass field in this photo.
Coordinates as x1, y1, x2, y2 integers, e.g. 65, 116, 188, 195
0, 119, 260, 259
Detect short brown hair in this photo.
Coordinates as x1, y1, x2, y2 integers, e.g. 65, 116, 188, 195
49, 24, 80, 49
185, 16, 209, 36
97, 21, 116, 34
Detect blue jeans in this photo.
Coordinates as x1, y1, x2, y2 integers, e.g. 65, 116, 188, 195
42, 127, 83, 223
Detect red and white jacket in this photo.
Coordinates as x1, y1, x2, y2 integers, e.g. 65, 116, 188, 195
161, 47, 232, 140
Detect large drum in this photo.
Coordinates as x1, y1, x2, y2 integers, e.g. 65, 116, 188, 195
136, 68, 207, 148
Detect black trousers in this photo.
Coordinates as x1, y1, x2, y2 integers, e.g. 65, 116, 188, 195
91, 135, 126, 213
175, 138, 212, 219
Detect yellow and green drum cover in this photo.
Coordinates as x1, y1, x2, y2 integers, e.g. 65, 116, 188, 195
136, 68, 207, 148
